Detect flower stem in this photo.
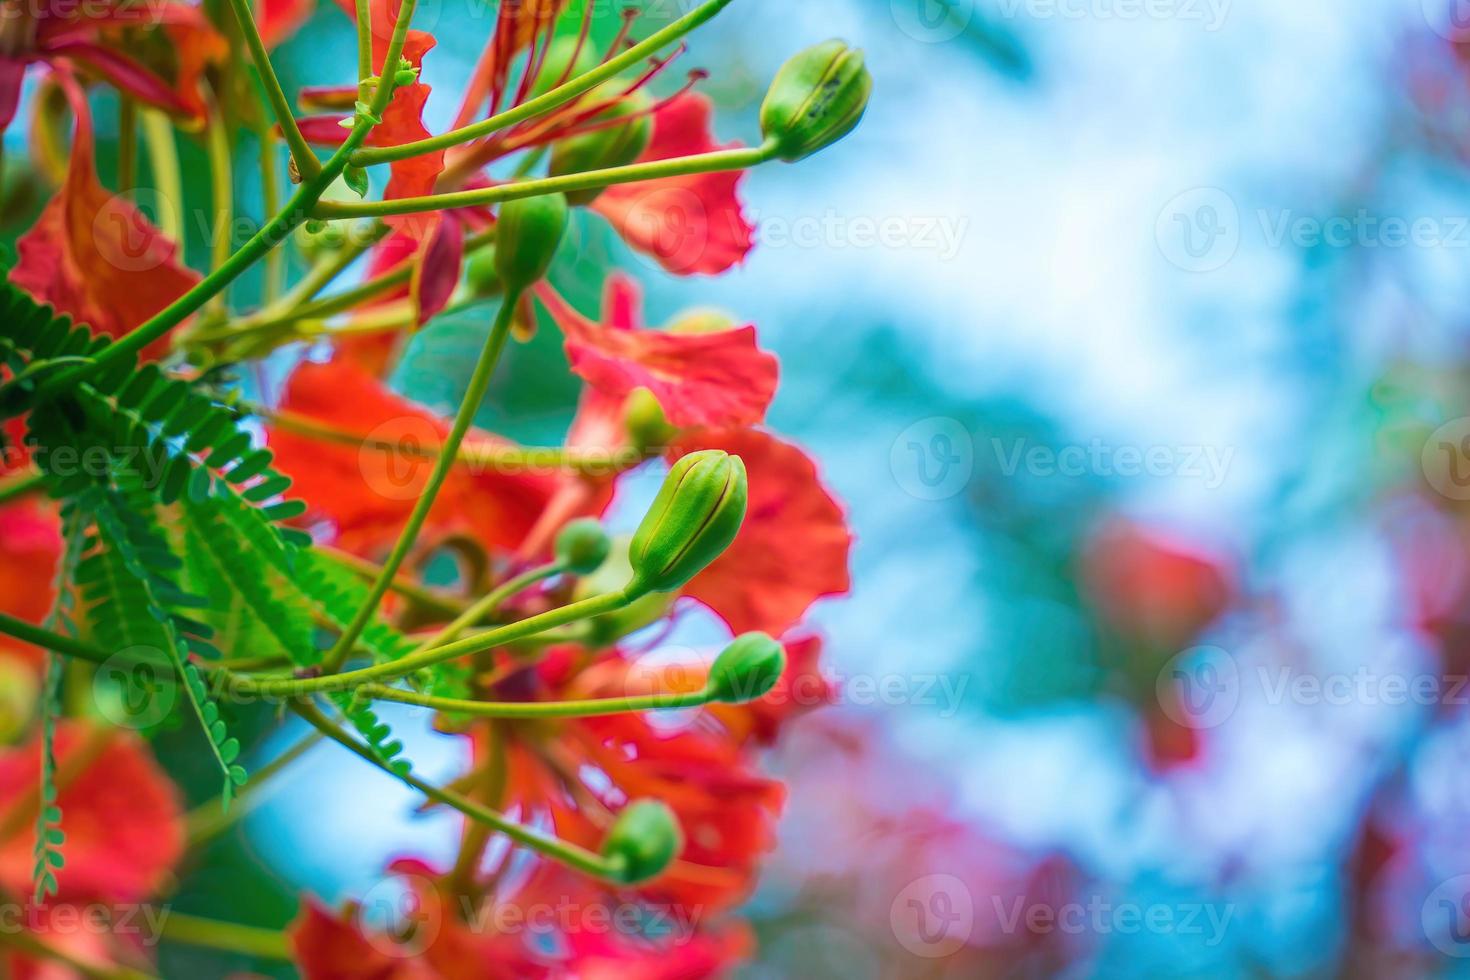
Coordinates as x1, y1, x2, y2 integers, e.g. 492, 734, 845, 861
140, 107, 183, 243
418, 562, 564, 650
319, 287, 525, 672
293, 700, 621, 880
204, 100, 235, 315
316, 145, 775, 220
0, 469, 43, 505
349, 0, 738, 168
359, 683, 713, 719
228, 590, 631, 696
157, 912, 293, 960
225, 0, 321, 179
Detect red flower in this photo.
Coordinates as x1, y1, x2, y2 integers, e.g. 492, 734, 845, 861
1081, 518, 1234, 651
670, 430, 852, 636
0, 721, 184, 903
266, 357, 556, 558
9, 71, 200, 359
593, 93, 755, 276
0, 0, 223, 134
0, 501, 61, 672
539, 275, 777, 430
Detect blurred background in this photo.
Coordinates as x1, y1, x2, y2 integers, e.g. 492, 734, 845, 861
18, 0, 1470, 974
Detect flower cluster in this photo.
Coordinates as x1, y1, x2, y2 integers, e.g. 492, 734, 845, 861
0, 0, 867, 975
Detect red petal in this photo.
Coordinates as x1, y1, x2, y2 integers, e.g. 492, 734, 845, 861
541, 276, 777, 429
593, 93, 754, 276
0, 58, 26, 134
9, 73, 199, 359
265, 357, 556, 557
256, 0, 315, 48
409, 215, 463, 326
672, 430, 852, 636
0, 722, 183, 903
0, 501, 61, 671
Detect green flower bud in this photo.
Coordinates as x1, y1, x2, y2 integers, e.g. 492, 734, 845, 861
530, 37, 600, 100
624, 388, 674, 455
628, 450, 747, 595
706, 632, 786, 703
601, 800, 682, 884
556, 518, 611, 576
464, 246, 504, 298
550, 96, 653, 207
494, 193, 569, 292
760, 40, 872, 163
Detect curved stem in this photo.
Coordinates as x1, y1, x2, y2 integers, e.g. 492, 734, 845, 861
0, 469, 43, 505
317, 145, 774, 220
158, 913, 293, 961
228, 590, 631, 696
359, 683, 713, 719
419, 562, 563, 650
294, 700, 620, 880
319, 288, 525, 672
348, 0, 738, 168
225, 0, 320, 179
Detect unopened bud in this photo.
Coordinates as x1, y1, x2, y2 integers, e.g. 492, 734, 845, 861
556, 518, 611, 576
530, 37, 600, 100
601, 800, 682, 884
464, 246, 503, 297
624, 388, 674, 455
494, 193, 569, 292
550, 96, 653, 206
760, 40, 871, 163
706, 632, 785, 703
628, 450, 747, 595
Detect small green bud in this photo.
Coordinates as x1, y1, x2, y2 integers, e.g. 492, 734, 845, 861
394, 67, 420, 87
760, 40, 872, 163
706, 632, 786, 703
624, 388, 674, 455
556, 518, 612, 576
296, 220, 346, 258
529, 37, 601, 100
464, 246, 503, 298
494, 193, 569, 292
549, 97, 653, 207
628, 450, 747, 595
601, 800, 682, 884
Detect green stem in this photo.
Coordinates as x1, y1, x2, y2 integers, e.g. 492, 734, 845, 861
257, 126, 285, 303
349, 0, 737, 167
0, 612, 157, 669
224, 0, 320, 179
294, 701, 621, 879
228, 590, 631, 696
420, 562, 563, 650
157, 912, 293, 960
185, 731, 324, 847
317, 145, 774, 220
318, 546, 467, 620
318, 288, 524, 672
205, 102, 235, 315
360, 683, 713, 719
140, 107, 183, 243
355, 0, 372, 89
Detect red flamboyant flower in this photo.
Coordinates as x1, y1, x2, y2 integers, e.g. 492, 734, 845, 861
0, 501, 61, 672
1081, 518, 1234, 652
9, 71, 201, 358
0, 0, 224, 134
266, 356, 557, 557
669, 430, 852, 636
0, 721, 184, 902
538, 274, 777, 430
592, 92, 755, 276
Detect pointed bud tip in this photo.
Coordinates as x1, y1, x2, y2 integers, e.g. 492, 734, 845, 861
707, 632, 786, 703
